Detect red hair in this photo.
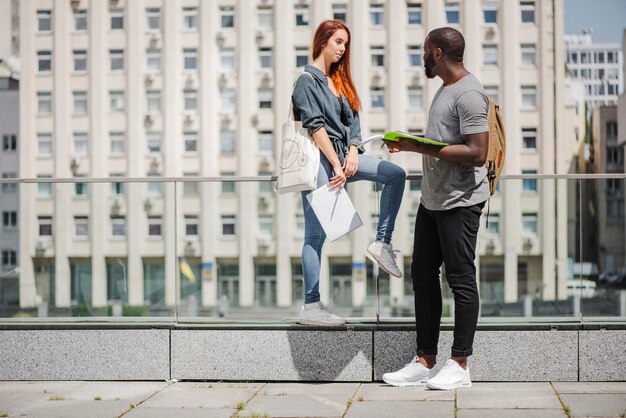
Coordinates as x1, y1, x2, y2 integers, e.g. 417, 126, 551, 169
312, 20, 361, 112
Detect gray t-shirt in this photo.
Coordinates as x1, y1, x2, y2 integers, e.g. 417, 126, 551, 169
421, 74, 490, 211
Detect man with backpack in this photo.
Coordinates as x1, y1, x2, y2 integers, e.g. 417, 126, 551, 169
382, 27, 491, 390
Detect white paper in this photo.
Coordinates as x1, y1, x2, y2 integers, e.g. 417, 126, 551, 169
306, 184, 363, 242
357, 134, 383, 148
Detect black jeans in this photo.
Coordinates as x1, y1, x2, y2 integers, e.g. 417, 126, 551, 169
411, 202, 484, 358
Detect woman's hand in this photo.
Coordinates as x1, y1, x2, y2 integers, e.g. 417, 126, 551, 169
329, 165, 347, 190
343, 146, 359, 178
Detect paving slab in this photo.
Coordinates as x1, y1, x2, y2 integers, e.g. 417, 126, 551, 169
140, 382, 265, 409
258, 382, 360, 397
559, 393, 626, 417
458, 409, 567, 418
345, 400, 454, 418
126, 406, 235, 418
553, 381, 626, 394
355, 383, 454, 402
456, 383, 563, 409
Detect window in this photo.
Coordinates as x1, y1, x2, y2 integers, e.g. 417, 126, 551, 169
73, 132, 88, 157
522, 128, 537, 150
184, 132, 197, 153
521, 85, 536, 109
146, 8, 160, 31
220, 129, 235, 154
408, 86, 423, 109
220, 6, 235, 29
74, 9, 87, 31
37, 10, 52, 32
2, 135, 16, 152
73, 91, 87, 114
485, 85, 499, 104
607, 51, 616, 63
2, 211, 17, 229
147, 173, 162, 196
333, 4, 347, 22
39, 216, 53, 237
38, 51, 52, 72
73, 50, 87, 72
183, 89, 197, 112
183, 173, 198, 195
110, 49, 124, 71
371, 87, 385, 109
486, 214, 500, 234
182, 7, 198, 30
38, 92, 52, 114
370, 4, 384, 26
74, 217, 89, 239
520, 1, 535, 23
221, 172, 235, 193
220, 48, 235, 72
111, 173, 125, 195
111, 216, 126, 238
258, 6, 273, 30
259, 215, 274, 238
185, 215, 198, 236
222, 215, 236, 236
259, 88, 272, 109
74, 179, 88, 197
407, 3, 422, 25
1, 250, 16, 268
295, 47, 309, 68
37, 176, 52, 198
146, 90, 161, 113
1, 173, 17, 193
259, 171, 273, 194
607, 146, 624, 166
295, 4, 309, 27
522, 213, 538, 235
259, 48, 273, 70
607, 121, 618, 141
521, 43, 536, 66
371, 46, 385, 67
408, 45, 422, 67
110, 91, 124, 112
110, 9, 124, 30
482, 2, 497, 24
146, 48, 161, 72
147, 216, 162, 238
147, 131, 161, 154
110, 132, 125, 155
522, 170, 537, 192
445, 2, 460, 24
259, 131, 273, 155
37, 133, 52, 156
183, 48, 197, 71
220, 89, 236, 114
483, 44, 498, 66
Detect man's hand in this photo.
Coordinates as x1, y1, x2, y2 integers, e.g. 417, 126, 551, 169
343, 146, 359, 177
384, 138, 421, 154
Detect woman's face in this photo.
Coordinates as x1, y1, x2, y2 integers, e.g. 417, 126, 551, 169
323, 29, 349, 63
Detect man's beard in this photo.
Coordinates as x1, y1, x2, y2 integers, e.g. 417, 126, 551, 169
424, 54, 436, 79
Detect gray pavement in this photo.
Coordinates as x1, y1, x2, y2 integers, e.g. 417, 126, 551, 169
0, 381, 625, 418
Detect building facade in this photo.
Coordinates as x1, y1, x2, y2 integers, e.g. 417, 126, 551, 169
16, 0, 577, 316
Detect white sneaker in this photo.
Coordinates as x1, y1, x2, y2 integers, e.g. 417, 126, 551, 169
382, 356, 442, 387
367, 241, 402, 278
426, 359, 472, 390
298, 302, 346, 326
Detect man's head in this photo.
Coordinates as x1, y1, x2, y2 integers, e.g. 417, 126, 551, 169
424, 27, 465, 79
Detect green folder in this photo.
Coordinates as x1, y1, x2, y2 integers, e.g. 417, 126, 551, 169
383, 131, 448, 147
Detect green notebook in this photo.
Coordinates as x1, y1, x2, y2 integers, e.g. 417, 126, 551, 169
383, 131, 448, 147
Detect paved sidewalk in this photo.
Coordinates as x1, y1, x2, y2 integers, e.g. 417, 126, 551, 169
1, 381, 625, 417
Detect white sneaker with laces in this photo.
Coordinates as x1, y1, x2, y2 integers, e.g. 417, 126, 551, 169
426, 359, 472, 390
382, 356, 442, 387
366, 241, 402, 278
298, 301, 346, 326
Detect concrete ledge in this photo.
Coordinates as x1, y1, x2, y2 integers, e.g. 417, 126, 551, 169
579, 330, 626, 381
0, 330, 170, 380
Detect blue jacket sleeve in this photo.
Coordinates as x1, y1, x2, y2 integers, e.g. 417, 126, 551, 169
291, 74, 325, 136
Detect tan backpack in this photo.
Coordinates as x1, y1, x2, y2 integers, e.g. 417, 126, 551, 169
486, 99, 506, 195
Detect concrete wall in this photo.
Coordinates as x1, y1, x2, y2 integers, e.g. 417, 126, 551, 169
1, 327, 624, 382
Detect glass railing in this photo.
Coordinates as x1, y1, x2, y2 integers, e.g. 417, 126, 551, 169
0, 174, 624, 324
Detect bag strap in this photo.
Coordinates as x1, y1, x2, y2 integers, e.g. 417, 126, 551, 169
288, 71, 315, 122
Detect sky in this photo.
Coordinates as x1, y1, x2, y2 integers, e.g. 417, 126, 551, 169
564, 0, 626, 45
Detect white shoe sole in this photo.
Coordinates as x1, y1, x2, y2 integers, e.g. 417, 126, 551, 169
298, 318, 346, 326
426, 380, 472, 390
382, 377, 428, 387
365, 250, 403, 278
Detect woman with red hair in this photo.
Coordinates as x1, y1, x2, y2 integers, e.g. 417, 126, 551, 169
293, 20, 406, 326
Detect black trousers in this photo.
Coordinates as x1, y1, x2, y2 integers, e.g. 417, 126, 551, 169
411, 202, 484, 358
